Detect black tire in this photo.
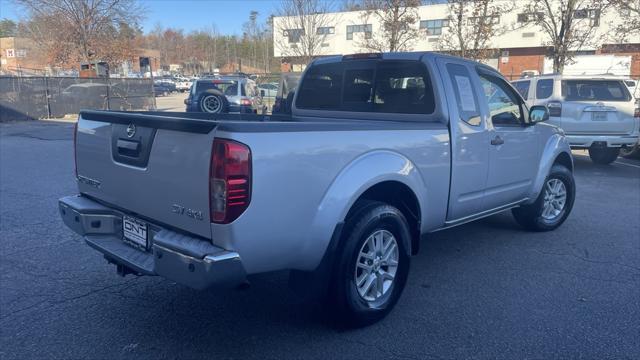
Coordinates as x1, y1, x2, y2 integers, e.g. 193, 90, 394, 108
588, 147, 620, 164
512, 164, 575, 231
620, 143, 640, 159
328, 200, 411, 327
199, 92, 228, 114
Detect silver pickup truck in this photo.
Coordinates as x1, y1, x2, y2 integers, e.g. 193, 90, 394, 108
59, 52, 575, 326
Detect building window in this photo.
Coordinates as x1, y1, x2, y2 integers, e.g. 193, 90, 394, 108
346, 24, 372, 40
517, 12, 543, 22
317, 27, 335, 35
467, 15, 500, 26
419, 19, 448, 35
574, 9, 600, 26
283, 29, 304, 43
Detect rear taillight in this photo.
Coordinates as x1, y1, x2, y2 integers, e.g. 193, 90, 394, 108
547, 101, 562, 117
634, 106, 639, 119
73, 121, 78, 177
240, 98, 252, 106
209, 138, 251, 224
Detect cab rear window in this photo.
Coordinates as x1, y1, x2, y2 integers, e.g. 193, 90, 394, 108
562, 80, 631, 102
296, 60, 435, 114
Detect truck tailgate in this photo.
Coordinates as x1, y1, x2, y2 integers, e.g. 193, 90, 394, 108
75, 111, 216, 239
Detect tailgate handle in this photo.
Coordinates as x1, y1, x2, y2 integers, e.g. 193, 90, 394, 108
117, 139, 140, 156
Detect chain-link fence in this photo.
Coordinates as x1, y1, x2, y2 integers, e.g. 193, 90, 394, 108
0, 76, 155, 122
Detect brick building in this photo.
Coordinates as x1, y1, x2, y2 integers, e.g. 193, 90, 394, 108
1, 36, 161, 77
273, 1, 640, 79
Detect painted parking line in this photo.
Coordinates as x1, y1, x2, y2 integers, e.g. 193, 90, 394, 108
614, 161, 640, 169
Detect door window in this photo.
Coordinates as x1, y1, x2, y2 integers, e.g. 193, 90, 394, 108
479, 73, 524, 127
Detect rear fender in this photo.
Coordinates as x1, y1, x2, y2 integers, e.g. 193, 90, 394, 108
301, 150, 427, 270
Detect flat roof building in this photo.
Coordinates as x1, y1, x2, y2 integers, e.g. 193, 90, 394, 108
273, 1, 640, 79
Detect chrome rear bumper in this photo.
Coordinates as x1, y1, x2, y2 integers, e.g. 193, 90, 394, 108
58, 195, 246, 289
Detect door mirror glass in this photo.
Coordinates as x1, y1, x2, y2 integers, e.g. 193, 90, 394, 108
529, 105, 549, 123
260, 89, 266, 97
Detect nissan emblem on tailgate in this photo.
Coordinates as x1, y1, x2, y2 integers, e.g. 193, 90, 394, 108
126, 123, 136, 138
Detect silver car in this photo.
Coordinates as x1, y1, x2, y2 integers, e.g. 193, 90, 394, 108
512, 75, 639, 164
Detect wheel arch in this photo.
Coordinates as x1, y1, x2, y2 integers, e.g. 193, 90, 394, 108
345, 181, 421, 256
526, 132, 573, 204
306, 150, 428, 268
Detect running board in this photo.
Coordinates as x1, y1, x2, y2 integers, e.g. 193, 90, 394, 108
434, 199, 528, 232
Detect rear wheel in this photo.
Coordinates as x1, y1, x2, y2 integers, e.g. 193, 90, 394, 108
588, 147, 619, 165
512, 164, 575, 231
328, 201, 411, 327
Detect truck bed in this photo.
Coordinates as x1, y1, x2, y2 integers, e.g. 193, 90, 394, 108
75, 109, 451, 273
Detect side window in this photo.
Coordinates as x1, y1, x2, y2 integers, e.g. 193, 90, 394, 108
296, 63, 343, 110
536, 79, 553, 99
374, 60, 435, 114
513, 80, 530, 99
446, 63, 481, 126
479, 73, 523, 127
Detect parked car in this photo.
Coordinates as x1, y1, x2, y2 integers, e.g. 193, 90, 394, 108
154, 79, 176, 93
512, 75, 639, 164
184, 76, 266, 114
60, 52, 575, 326
257, 82, 278, 97
175, 77, 192, 92
272, 72, 301, 114
153, 83, 171, 97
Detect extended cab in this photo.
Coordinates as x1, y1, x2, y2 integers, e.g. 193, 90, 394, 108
59, 53, 575, 326
512, 75, 640, 164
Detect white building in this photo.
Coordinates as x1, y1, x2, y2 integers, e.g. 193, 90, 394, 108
273, 1, 640, 79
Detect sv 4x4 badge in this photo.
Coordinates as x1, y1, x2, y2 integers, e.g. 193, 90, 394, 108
171, 204, 204, 221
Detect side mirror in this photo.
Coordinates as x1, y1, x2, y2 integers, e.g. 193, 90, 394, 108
260, 89, 266, 97
529, 105, 549, 123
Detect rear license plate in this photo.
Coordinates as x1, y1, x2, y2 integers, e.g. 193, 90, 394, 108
591, 112, 607, 121
123, 216, 148, 249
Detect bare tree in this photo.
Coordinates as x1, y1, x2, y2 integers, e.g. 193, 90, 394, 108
274, 0, 336, 67
15, 0, 143, 65
522, 0, 609, 73
608, 0, 640, 41
437, 0, 516, 62
356, 0, 421, 52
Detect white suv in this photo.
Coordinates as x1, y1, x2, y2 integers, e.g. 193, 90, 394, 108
513, 75, 640, 164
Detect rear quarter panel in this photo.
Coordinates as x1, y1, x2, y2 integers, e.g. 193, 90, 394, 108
210, 125, 451, 274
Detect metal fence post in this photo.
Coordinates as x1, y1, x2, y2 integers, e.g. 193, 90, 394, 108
44, 76, 52, 118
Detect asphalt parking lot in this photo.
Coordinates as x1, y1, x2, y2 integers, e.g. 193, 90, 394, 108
1, 120, 639, 359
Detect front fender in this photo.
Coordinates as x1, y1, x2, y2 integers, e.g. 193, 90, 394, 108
526, 131, 572, 204
299, 150, 428, 270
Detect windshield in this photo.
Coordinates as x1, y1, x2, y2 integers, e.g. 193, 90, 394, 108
562, 80, 631, 102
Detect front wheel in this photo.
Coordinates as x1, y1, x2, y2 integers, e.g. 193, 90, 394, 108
588, 147, 619, 164
328, 201, 411, 327
512, 164, 575, 231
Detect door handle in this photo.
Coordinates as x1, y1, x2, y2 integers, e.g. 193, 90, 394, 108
491, 135, 504, 146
